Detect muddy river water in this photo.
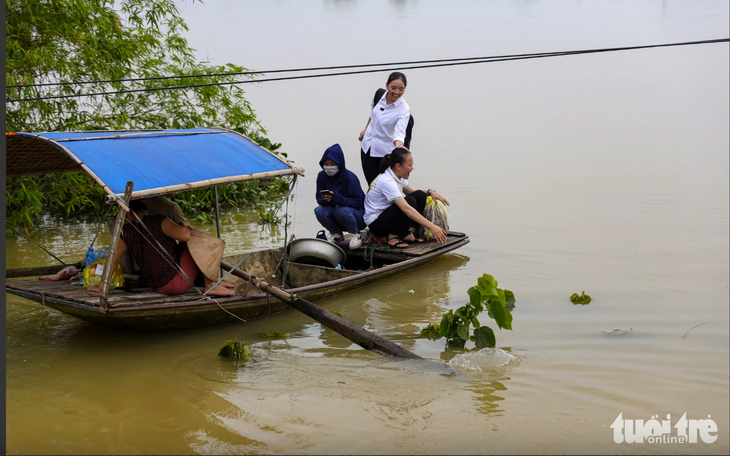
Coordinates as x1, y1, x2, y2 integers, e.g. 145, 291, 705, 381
5, 0, 729, 454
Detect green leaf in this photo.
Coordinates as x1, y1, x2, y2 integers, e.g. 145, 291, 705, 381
457, 323, 470, 341
467, 286, 483, 312
438, 312, 452, 338
495, 288, 506, 307
474, 326, 496, 348
504, 289, 516, 309
488, 295, 507, 330
420, 323, 441, 340
454, 306, 469, 323
218, 345, 234, 358
476, 274, 494, 297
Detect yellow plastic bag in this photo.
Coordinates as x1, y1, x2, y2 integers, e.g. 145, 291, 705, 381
420, 196, 450, 240
83, 258, 124, 290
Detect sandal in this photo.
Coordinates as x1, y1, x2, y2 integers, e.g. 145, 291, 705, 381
387, 235, 409, 249
403, 234, 424, 243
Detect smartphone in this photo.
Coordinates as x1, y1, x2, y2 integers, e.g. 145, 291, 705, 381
319, 190, 331, 195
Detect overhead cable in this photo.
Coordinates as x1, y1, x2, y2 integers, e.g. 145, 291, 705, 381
6, 38, 728, 103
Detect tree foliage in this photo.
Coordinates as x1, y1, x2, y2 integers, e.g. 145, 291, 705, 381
6, 0, 284, 235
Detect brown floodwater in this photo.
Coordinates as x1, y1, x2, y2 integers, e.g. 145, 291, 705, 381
5, 0, 729, 454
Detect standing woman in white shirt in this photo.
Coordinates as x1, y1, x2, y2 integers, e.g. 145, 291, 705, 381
358, 72, 411, 185
364, 148, 449, 248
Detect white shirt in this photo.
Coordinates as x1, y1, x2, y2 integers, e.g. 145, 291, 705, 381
364, 168, 410, 225
361, 92, 411, 158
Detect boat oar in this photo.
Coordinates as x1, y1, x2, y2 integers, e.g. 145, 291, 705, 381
220, 260, 422, 359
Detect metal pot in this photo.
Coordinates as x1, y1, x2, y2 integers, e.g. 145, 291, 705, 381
287, 238, 346, 268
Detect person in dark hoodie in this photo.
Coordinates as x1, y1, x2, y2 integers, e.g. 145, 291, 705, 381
315, 144, 366, 249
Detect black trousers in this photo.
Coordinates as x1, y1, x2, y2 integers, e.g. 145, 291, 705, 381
368, 190, 427, 239
360, 147, 382, 186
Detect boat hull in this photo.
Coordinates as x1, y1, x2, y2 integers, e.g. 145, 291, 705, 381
6, 235, 469, 330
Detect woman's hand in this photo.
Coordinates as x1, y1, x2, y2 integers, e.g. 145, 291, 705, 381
394, 142, 410, 152
358, 130, 366, 141
321, 191, 333, 203
429, 224, 447, 244
430, 190, 450, 206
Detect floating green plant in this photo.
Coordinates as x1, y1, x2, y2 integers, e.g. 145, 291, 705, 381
422, 273, 515, 349
218, 339, 250, 362
570, 291, 592, 305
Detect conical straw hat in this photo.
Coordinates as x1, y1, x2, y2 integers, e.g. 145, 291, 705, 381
186, 229, 225, 282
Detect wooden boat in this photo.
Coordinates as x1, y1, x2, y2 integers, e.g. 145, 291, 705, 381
6, 233, 469, 330
5, 128, 469, 331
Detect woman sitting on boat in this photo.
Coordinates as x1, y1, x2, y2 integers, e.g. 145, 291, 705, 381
87, 199, 234, 296
364, 148, 449, 248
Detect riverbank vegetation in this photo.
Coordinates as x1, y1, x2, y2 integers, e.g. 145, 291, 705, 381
6, 0, 289, 236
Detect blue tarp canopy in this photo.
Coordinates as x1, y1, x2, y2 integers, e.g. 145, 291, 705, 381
6, 128, 301, 201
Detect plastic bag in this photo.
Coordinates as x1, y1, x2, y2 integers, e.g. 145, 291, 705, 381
83, 257, 124, 290
420, 196, 450, 241
85, 246, 109, 266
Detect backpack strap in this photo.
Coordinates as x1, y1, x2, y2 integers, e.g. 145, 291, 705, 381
372, 88, 386, 109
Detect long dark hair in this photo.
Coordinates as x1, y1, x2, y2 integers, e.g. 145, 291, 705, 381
387, 71, 407, 87
379, 147, 411, 174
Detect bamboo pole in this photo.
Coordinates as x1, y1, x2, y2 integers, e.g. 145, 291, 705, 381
214, 186, 221, 239
51, 130, 226, 142
103, 168, 305, 202
99, 182, 134, 311
220, 260, 422, 359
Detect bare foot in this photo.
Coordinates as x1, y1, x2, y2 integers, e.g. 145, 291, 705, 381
207, 284, 235, 296
39, 265, 79, 281
402, 234, 424, 243
221, 281, 235, 289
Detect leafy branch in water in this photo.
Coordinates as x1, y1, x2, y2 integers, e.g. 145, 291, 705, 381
570, 291, 592, 305
422, 273, 515, 349
218, 339, 250, 362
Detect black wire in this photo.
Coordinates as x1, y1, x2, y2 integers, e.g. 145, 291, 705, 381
6, 222, 68, 266
7, 38, 728, 103
2, 50, 580, 88
7, 38, 728, 89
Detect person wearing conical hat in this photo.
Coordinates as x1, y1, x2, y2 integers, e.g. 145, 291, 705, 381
87, 199, 234, 296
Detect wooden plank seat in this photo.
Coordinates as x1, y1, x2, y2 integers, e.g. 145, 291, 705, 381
346, 231, 467, 262
6, 279, 203, 308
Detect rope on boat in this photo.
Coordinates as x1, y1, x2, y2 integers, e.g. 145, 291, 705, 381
104, 175, 297, 323
122, 216, 249, 324
362, 242, 391, 270
204, 173, 298, 295
87, 203, 117, 252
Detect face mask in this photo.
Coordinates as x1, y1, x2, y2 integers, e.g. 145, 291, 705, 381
323, 165, 339, 177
